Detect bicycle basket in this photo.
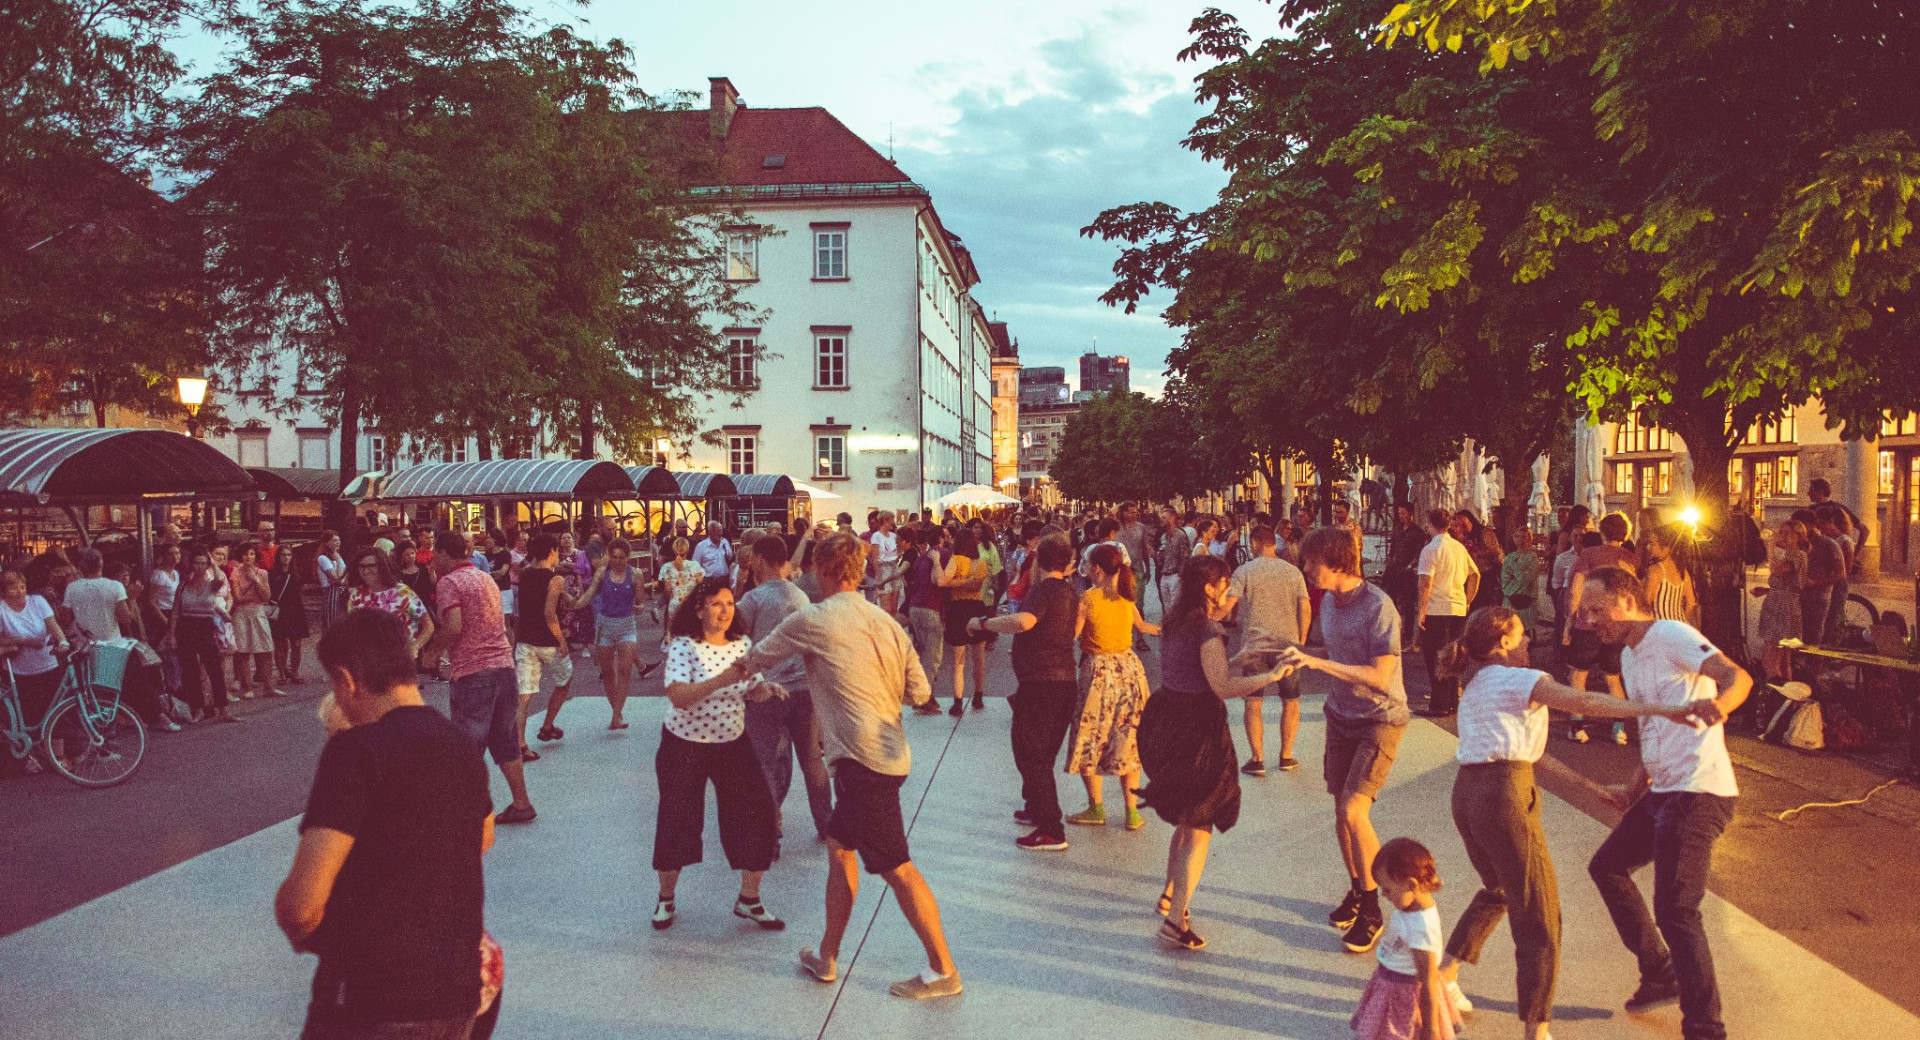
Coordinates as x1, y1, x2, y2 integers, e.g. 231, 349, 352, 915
85, 643, 132, 693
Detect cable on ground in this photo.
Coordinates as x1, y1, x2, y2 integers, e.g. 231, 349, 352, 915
1772, 778, 1905, 823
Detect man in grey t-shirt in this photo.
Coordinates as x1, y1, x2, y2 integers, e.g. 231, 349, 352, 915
1223, 525, 1313, 775
736, 536, 833, 843
1282, 527, 1408, 957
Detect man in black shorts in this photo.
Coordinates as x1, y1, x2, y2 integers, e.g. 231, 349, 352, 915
741, 533, 962, 1000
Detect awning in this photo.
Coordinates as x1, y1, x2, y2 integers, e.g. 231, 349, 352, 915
621, 466, 685, 497
673, 471, 738, 499
0, 428, 255, 505
729, 473, 795, 497
934, 483, 1020, 510
245, 467, 346, 501
374, 460, 636, 502
789, 479, 842, 501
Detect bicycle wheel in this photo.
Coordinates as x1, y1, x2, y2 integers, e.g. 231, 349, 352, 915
42, 697, 146, 788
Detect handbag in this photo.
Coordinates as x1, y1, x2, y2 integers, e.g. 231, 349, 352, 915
213, 614, 237, 654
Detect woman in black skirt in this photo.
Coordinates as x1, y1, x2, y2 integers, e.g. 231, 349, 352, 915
1138, 553, 1295, 951
266, 548, 311, 684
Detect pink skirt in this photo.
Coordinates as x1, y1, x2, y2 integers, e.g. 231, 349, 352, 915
1351, 964, 1453, 1040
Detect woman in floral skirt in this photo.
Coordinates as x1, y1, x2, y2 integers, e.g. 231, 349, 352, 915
1063, 544, 1158, 832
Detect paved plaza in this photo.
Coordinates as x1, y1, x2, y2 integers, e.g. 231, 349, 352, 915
3, 682, 1915, 1040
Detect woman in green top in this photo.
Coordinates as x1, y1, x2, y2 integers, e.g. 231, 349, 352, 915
1500, 528, 1544, 642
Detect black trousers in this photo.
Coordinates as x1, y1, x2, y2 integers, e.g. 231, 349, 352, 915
1010, 679, 1078, 836
1421, 614, 1467, 713
175, 615, 229, 712
652, 728, 777, 873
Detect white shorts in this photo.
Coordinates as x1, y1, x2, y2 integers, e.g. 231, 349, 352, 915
514, 643, 573, 697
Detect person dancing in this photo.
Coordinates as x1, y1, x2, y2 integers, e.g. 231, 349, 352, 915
1137, 554, 1294, 951
1062, 543, 1158, 831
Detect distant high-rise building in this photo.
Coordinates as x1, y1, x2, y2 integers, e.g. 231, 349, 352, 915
1080, 350, 1130, 396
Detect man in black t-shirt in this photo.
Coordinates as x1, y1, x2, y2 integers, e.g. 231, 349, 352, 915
276, 609, 492, 1040
972, 532, 1079, 852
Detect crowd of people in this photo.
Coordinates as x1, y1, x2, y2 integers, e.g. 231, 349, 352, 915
5, 493, 1773, 1040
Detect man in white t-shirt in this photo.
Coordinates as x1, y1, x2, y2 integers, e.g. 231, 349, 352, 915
1223, 525, 1313, 775
1414, 508, 1478, 716
63, 548, 132, 643
691, 522, 734, 580
1580, 565, 1748, 1040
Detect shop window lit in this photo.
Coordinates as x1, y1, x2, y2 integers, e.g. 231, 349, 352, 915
1881, 451, 1897, 496
1753, 459, 1776, 501
1657, 460, 1672, 494
1882, 411, 1918, 437
1613, 411, 1672, 453
1614, 463, 1635, 495
1729, 460, 1745, 499
1748, 407, 1797, 445
1640, 465, 1656, 503
1776, 455, 1797, 495
1910, 458, 1920, 523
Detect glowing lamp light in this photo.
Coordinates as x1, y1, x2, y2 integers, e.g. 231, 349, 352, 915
176, 375, 208, 414
1680, 505, 1702, 528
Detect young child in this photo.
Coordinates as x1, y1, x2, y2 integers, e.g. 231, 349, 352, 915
1352, 838, 1460, 1040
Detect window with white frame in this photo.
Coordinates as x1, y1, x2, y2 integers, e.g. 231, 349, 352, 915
815, 332, 848, 388
236, 430, 269, 468
724, 229, 758, 281
368, 434, 387, 472
727, 334, 757, 388
814, 434, 846, 479
298, 432, 330, 470
813, 227, 847, 279
728, 433, 757, 475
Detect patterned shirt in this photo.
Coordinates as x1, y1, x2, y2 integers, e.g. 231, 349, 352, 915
349, 584, 429, 639
662, 636, 757, 743
433, 564, 513, 681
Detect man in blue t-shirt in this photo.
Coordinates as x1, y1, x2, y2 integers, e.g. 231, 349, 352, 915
1282, 526, 1409, 957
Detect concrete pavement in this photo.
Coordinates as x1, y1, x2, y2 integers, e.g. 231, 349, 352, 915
3, 686, 1916, 1040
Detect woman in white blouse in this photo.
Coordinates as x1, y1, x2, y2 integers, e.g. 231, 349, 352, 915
1434, 607, 1712, 1040
314, 531, 348, 633
652, 576, 787, 932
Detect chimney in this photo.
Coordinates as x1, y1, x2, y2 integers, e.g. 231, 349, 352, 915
709, 77, 740, 140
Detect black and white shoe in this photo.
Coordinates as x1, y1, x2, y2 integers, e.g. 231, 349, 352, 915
733, 899, 785, 930
651, 899, 675, 930
1329, 888, 1364, 930
1342, 905, 1384, 953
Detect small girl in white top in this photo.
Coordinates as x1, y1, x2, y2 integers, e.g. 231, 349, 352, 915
1352, 837, 1459, 1040
652, 575, 788, 933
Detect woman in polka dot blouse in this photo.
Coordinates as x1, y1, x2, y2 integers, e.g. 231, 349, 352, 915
651, 576, 789, 932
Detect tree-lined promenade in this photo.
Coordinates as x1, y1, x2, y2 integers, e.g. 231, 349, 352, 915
1065, 0, 1920, 658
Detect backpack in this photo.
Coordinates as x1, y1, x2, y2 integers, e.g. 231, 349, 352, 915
1781, 701, 1824, 750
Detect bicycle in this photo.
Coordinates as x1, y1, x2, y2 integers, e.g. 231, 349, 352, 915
2, 640, 147, 788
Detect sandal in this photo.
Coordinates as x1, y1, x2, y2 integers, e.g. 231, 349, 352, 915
521, 746, 540, 762
608, 720, 630, 731
651, 898, 675, 930
537, 725, 563, 742
1155, 892, 1173, 917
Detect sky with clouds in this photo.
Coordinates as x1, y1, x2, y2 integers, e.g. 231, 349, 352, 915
545, 0, 1281, 394
176, 0, 1284, 395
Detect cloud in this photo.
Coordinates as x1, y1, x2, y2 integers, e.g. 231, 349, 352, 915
893, 27, 1226, 395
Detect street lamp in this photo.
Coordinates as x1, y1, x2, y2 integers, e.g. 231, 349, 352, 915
176, 376, 208, 438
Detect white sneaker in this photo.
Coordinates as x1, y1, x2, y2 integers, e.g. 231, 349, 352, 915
1447, 980, 1473, 1016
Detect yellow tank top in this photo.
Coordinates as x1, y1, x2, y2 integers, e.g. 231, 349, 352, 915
953, 555, 986, 603
1080, 588, 1135, 655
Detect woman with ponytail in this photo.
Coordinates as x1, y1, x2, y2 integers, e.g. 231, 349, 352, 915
1434, 607, 1715, 1040
1062, 543, 1159, 831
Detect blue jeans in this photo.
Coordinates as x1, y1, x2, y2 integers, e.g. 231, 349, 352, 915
447, 667, 519, 765
743, 687, 833, 838
1589, 791, 1735, 1040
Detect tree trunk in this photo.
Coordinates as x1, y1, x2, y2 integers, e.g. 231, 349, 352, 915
332, 384, 362, 534
477, 430, 493, 461
577, 405, 597, 461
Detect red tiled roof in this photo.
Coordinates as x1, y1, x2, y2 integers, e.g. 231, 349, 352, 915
671, 106, 914, 188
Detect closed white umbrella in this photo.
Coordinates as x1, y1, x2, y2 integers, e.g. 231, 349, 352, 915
1529, 454, 1554, 517
1573, 420, 1608, 516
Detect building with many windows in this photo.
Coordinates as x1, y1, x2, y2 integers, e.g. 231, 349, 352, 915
1593, 400, 1910, 576
1079, 349, 1129, 396
674, 78, 995, 522
989, 322, 1020, 493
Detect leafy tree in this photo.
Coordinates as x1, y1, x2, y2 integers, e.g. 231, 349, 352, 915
165, 0, 758, 488
3, 0, 207, 426
1050, 391, 1230, 506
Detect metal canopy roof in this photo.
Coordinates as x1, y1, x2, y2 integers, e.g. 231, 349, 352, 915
729, 473, 795, 497
673, 471, 738, 499
0, 428, 255, 505
246, 467, 345, 501
375, 460, 635, 502
621, 466, 685, 497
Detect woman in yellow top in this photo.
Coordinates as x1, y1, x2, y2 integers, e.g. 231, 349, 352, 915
937, 527, 992, 716
1064, 543, 1160, 831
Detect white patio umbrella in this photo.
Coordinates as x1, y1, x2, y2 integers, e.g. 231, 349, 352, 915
935, 483, 1020, 510
789, 479, 842, 501
1573, 420, 1608, 516
1529, 454, 1554, 517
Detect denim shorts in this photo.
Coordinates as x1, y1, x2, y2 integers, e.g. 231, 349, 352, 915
593, 615, 638, 646
448, 667, 519, 765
